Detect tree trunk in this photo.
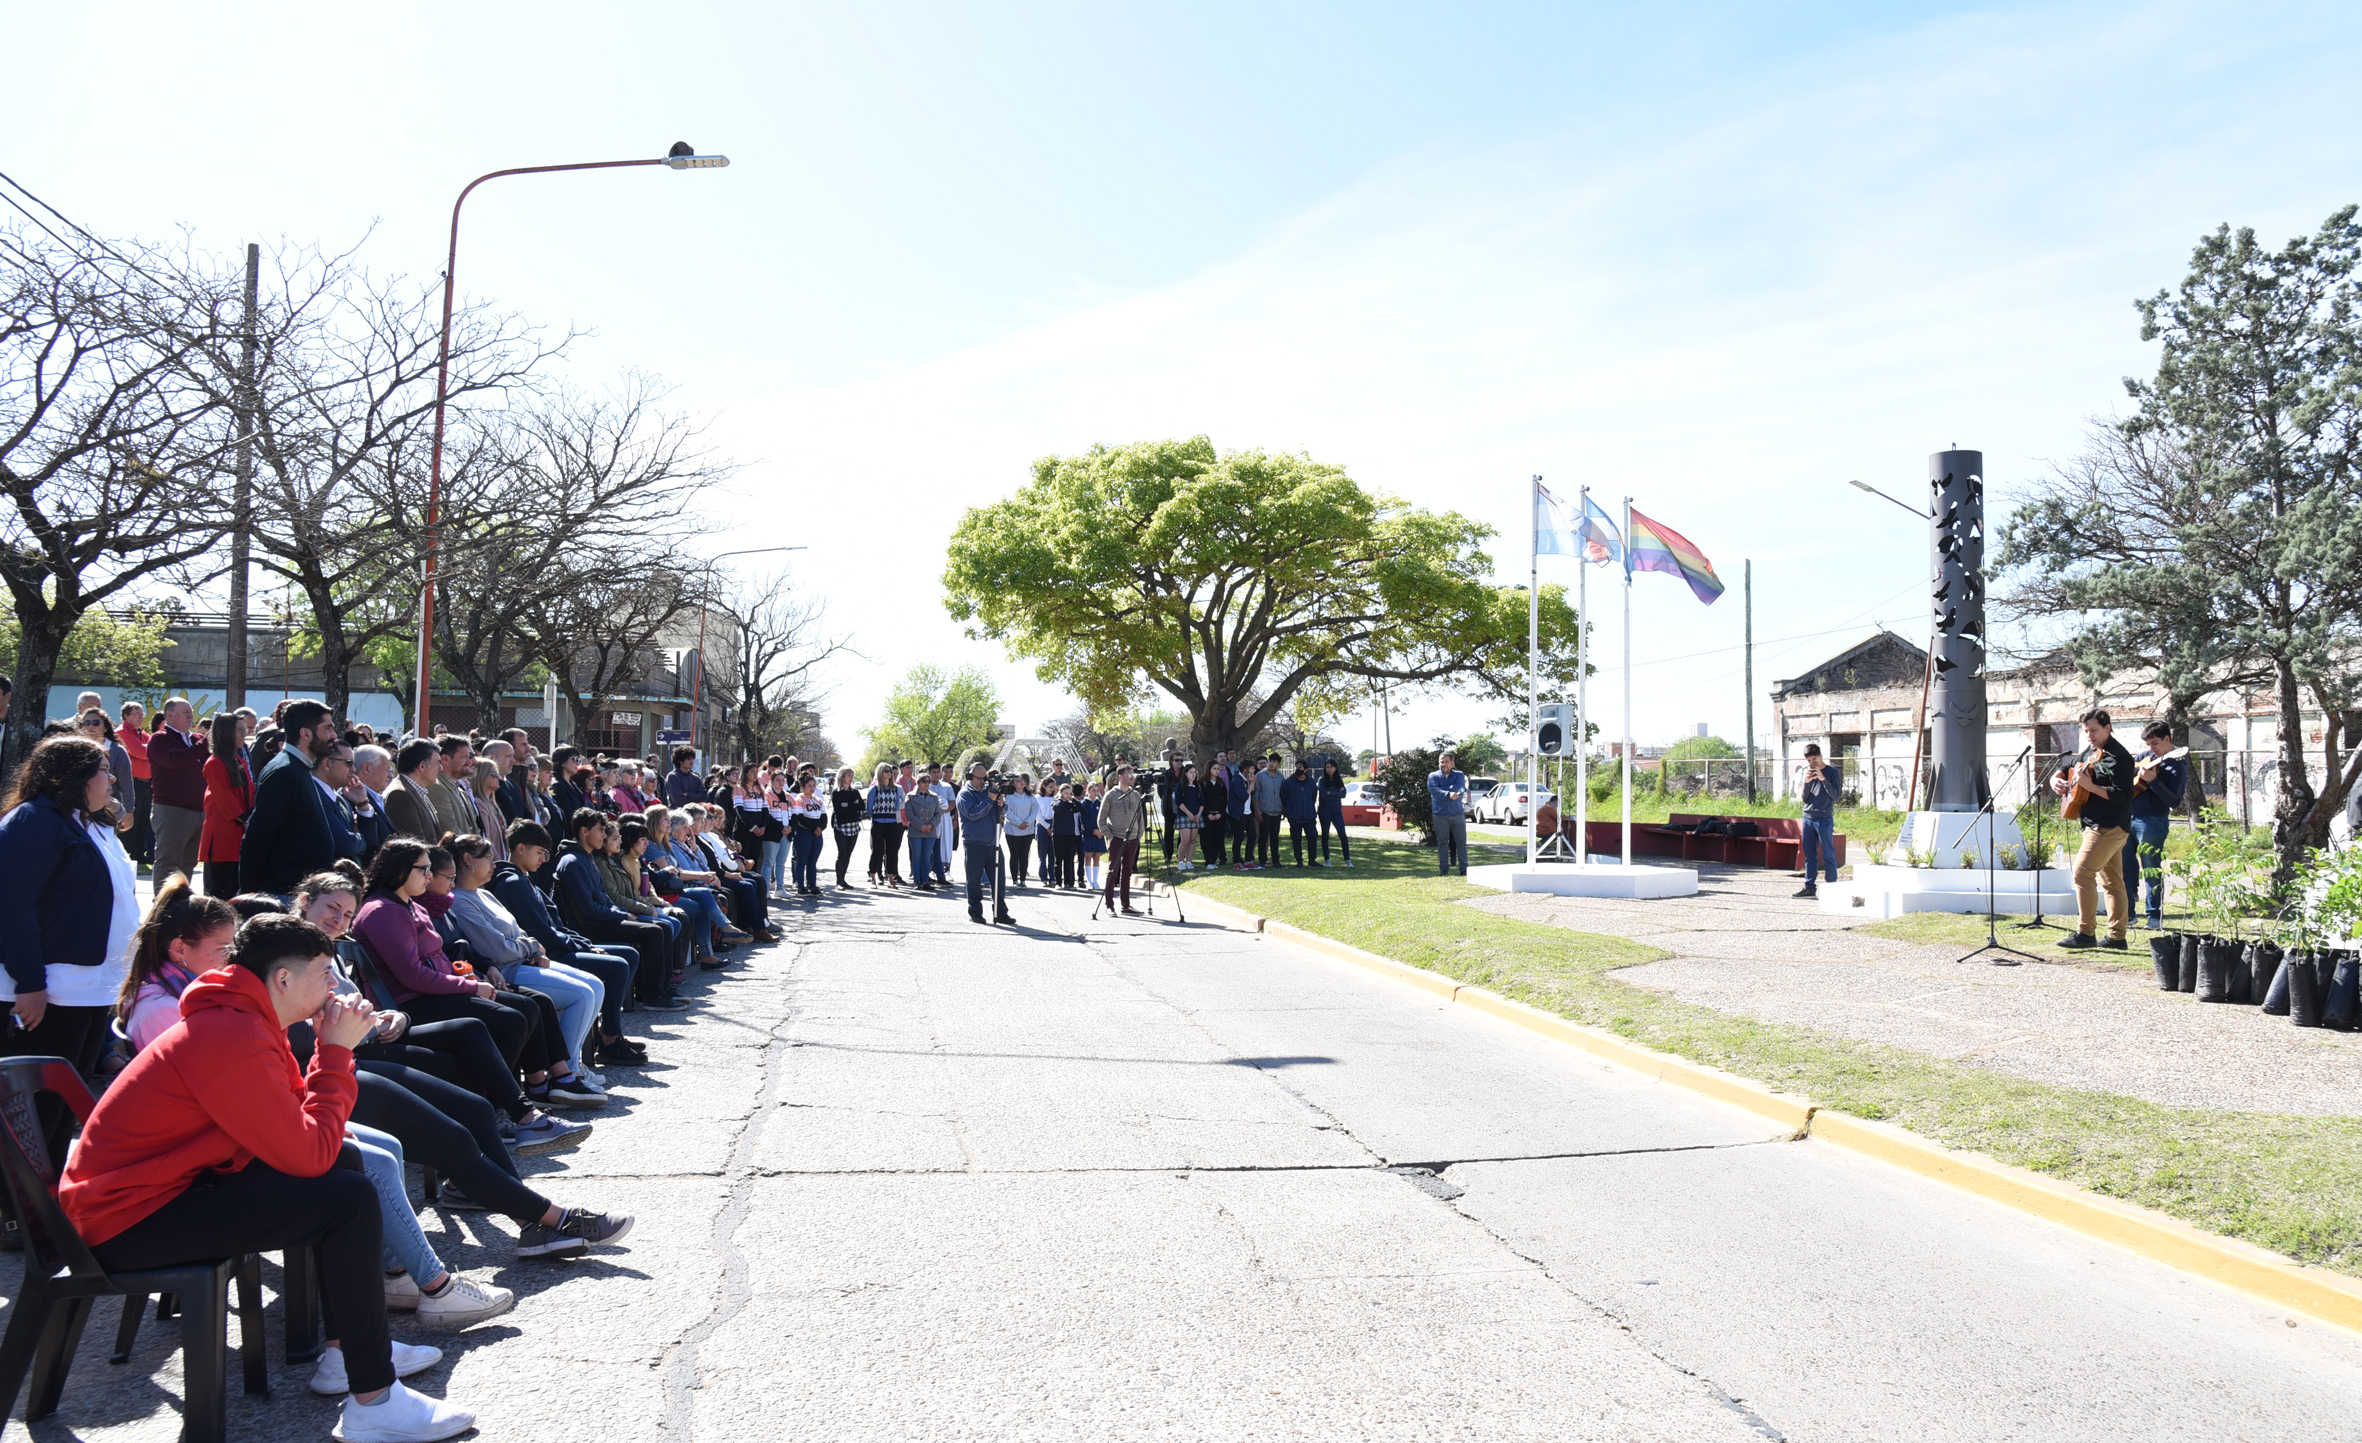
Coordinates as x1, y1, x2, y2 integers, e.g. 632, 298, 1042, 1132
4, 611, 77, 785
2270, 656, 2318, 882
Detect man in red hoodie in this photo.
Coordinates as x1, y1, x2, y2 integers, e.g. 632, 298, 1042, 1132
58, 915, 474, 1442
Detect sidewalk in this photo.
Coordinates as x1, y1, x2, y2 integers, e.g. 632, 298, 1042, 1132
1461, 864, 2362, 1118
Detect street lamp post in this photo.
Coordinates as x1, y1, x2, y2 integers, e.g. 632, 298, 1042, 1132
691, 545, 804, 762
412, 141, 730, 737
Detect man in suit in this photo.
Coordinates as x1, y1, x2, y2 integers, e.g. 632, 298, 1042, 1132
240, 701, 347, 895
429, 734, 479, 841
386, 738, 444, 842
347, 744, 396, 862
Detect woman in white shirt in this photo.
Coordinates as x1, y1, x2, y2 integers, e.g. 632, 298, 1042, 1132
999, 775, 1042, 888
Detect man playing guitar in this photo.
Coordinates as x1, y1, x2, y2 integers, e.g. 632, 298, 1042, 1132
2049, 708, 2139, 950
2124, 722, 2189, 931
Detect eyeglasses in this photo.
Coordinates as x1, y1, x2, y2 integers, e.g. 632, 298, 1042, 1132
409, 863, 431, 874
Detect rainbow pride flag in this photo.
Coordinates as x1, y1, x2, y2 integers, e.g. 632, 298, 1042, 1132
1627, 506, 1724, 605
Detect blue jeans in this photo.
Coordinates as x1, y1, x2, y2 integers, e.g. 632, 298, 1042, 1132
509, 961, 600, 1069
762, 838, 787, 893
910, 834, 939, 884
964, 842, 998, 915
790, 829, 823, 890
349, 1122, 443, 1285
2124, 813, 2171, 922
1800, 815, 1837, 883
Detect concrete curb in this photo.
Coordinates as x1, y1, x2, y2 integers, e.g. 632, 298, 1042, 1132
1180, 886, 2362, 1339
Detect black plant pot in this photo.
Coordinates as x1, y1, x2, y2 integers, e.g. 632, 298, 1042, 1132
2246, 941, 2282, 1009
2262, 952, 2294, 1016
2288, 950, 2324, 1027
2178, 933, 2201, 993
2226, 943, 2253, 1005
2149, 934, 2183, 990
2196, 939, 2240, 1003
2324, 952, 2361, 1031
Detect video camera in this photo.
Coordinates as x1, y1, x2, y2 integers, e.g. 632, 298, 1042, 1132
984, 769, 1023, 797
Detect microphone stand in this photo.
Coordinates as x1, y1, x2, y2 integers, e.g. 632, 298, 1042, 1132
1959, 746, 2039, 967
2011, 748, 2062, 932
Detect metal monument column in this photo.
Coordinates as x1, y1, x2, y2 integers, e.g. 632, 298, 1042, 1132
1925, 448, 1988, 811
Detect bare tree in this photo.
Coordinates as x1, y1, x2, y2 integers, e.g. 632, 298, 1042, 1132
0, 223, 238, 758
718, 567, 854, 764
432, 375, 724, 733
231, 246, 558, 719
524, 548, 699, 743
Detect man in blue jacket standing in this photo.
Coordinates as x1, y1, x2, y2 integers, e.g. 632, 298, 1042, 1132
1794, 743, 1841, 899
1428, 752, 1468, 876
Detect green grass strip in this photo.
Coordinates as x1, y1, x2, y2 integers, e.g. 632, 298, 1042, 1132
1175, 836, 2362, 1277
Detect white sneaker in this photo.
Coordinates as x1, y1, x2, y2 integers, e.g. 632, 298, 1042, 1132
332, 1379, 476, 1442
309, 1339, 445, 1395
415, 1273, 516, 1329
383, 1270, 422, 1310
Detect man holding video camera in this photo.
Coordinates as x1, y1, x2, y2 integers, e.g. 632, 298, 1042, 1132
958, 764, 1011, 924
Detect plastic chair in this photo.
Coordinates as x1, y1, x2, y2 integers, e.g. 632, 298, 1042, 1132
0, 1056, 266, 1442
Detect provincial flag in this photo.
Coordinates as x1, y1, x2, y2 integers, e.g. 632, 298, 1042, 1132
1577, 495, 1624, 568
1532, 481, 1576, 556
1627, 507, 1725, 605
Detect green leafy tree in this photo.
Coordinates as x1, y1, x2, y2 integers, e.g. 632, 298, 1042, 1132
860, 664, 1001, 773
1373, 745, 1443, 843
943, 437, 1581, 766
1662, 734, 1740, 761
7, 606, 176, 697
1440, 731, 1507, 775
1998, 208, 2362, 879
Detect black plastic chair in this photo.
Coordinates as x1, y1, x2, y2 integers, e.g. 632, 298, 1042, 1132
0, 1056, 266, 1442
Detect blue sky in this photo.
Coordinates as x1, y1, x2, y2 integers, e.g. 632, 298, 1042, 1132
13, 1, 2362, 756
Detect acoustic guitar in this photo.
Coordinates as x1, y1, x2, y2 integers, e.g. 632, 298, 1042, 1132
2132, 746, 2190, 796
2057, 757, 2101, 822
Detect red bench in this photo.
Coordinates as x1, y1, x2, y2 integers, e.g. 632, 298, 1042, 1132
1535, 806, 1842, 870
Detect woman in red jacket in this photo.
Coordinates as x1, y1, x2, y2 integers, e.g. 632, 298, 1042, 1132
58, 914, 475, 1440
197, 712, 252, 898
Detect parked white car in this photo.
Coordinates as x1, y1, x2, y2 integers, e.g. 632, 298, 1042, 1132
1476, 782, 1555, 825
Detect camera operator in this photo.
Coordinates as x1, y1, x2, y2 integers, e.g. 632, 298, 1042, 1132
956, 765, 1011, 925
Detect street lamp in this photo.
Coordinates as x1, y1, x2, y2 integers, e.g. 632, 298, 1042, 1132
692, 545, 804, 759
412, 141, 732, 737
1848, 477, 1932, 520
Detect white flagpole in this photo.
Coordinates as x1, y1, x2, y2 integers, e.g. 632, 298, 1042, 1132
1576, 485, 1590, 865
1528, 476, 1540, 867
1622, 494, 1634, 869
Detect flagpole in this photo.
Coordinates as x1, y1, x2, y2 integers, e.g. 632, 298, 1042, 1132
1622, 494, 1634, 869
1576, 485, 1590, 866
1528, 476, 1540, 867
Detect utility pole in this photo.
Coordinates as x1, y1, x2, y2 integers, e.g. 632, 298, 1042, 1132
225, 242, 259, 709
1744, 559, 1755, 804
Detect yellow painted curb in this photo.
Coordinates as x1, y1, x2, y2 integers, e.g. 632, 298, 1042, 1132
1806, 1112, 2362, 1337
1178, 885, 2362, 1339
1263, 920, 1462, 1002
1449, 985, 1814, 1136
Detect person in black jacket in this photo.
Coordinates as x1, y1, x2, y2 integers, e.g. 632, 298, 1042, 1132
2050, 708, 2140, 951
2123, 721, 2189, 932
490, 822, 645, 1066
239, 700, 351, 896
0, 736, 138, 1172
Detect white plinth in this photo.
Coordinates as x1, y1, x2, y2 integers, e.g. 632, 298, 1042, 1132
1821, 863, 2078, 919
1887, 810, 2035, 871
1466, 862, 1701, 898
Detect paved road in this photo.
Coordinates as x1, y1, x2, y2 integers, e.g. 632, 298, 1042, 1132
12, 878, 2362, 1440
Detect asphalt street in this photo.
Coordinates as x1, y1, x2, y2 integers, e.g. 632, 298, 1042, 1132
9, 873, 2362, 1440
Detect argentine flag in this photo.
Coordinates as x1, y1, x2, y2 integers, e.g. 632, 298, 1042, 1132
1533, 480, 1576, 555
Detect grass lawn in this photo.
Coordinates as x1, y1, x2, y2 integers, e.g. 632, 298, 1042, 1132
1176, 836, 2362, 1278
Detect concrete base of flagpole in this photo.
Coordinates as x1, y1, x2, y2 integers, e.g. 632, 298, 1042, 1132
1465, 861, 1699, 899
